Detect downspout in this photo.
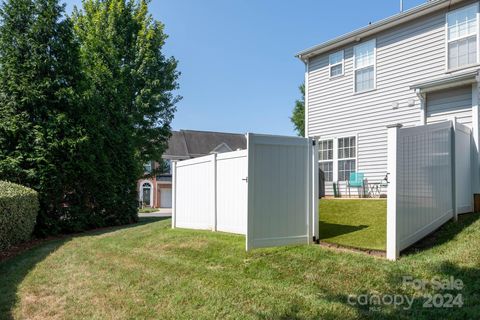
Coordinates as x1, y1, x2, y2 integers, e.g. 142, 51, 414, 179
415, 88, 426, 125
304, 57, 310, 138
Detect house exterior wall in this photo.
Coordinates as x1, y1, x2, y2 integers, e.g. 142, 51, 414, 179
306, 0, 479, 195
426, 85, 473, 126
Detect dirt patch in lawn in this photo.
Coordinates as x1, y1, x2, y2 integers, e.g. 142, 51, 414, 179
318, 241, 385, 258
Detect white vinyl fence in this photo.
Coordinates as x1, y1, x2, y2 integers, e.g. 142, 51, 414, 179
386, 119, 472, 260
453, 121, 473, 215
216, 150, 248, 234
172, 151, 247, 233
172, 133, 319, 251
172, 155, 215, 230
246, 134, 316, 250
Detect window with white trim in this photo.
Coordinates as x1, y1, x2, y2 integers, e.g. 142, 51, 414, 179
447, 4, 478, 70
142, 182, 151, 206
329, 50, 344, 77
338, 136, 356, 181
354, 40, 375, 92
318, 140, 333, 181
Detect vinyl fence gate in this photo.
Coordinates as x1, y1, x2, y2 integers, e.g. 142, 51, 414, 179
172, 133, 319, 251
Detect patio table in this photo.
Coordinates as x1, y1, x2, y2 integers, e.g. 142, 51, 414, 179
366, 182, 382, 198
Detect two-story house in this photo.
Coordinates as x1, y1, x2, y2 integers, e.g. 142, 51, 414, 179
297, 0, 480, 197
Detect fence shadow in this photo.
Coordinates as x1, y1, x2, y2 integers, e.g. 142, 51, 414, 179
318, 221, 368, 239
0, 217, 166, 319
315, 258, 480, 319
402, 212, 480, 256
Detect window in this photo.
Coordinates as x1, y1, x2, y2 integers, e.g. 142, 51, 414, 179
447, 4, 478, 69
318, 140, 333, 181
338, 136, 356, 159
329, 50, 344, 77
163, 160, 172, 174
319, 139, 333, 161
338, 136, 356, 181
143, 161, 152, 174
338, 160, 356, 182
319, 162, 333, 182
354, 40, 375, 92
142, 183, 151, 206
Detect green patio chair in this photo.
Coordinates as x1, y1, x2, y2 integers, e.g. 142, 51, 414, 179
348, 172, 365, 198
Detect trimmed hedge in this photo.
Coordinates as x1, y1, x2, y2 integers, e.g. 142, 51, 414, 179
0, 181, 39, 251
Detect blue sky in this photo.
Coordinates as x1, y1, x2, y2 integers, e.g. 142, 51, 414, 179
65, 0, 426, 135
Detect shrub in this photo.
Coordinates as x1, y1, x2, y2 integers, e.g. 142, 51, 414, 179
0, 181, 39, 251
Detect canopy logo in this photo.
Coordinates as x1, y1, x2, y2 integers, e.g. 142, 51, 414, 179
347, 276, 464, 311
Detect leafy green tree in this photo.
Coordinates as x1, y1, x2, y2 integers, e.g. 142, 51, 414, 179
71, 0, 180, 224
290, 83, 305, 136
0, 0, 179, 235
73, 0, 179, 161
0, 0, 85, 235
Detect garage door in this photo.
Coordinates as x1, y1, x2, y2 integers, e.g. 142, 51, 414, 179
426, 85, 472, 127
160, 188, 172, 208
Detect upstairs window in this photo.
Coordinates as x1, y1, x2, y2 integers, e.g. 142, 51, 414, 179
354, 40, 376, 93
162, 159, 172, 174
447, 4, 478, 69
143, 161, 152, 174
329, 50, 344, 78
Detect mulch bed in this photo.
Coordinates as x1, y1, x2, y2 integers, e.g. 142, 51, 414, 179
0, 221, 140, 263
0, 236, 63, 263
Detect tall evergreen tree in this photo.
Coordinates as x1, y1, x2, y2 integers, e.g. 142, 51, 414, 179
71, 0, 179, 223
0, 0, 85, 234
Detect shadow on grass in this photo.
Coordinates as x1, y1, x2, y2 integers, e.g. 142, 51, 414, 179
319, 262, 480, 320
402, 212, 480, 256
317, 213, 480, 319
318, 221, 368, 240
0, 217, 167, 320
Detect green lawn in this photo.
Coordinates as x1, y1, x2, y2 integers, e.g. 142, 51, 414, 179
1, 214, 480, 319
319, 199, 387, 251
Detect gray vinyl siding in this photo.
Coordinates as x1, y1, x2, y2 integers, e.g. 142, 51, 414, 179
307, 2, 477, 196
426, 86, 473, 126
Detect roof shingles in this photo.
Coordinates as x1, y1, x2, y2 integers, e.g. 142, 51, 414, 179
163, 130, 246, 159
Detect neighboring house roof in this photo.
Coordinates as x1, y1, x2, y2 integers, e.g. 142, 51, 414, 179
163, 130, 246, 159
164, 131, 189, 159
296, 0, 466, 61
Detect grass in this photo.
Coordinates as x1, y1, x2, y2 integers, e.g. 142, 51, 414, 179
138, 207, 158, 213
1, 214, 480, 319
319, 199, 387, 251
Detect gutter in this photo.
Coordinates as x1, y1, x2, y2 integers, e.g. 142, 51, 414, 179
296, 0, 465, 61
410, 69, 479, 93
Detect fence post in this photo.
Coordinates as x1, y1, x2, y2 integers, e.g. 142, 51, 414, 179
312, 138, 319, 242
172, 160, 177, 229
246, 133, 253, 251
306, 138, 313, 244
451, 117, 458, 222
212, 154, 217, 231
386, 124, 402, 261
